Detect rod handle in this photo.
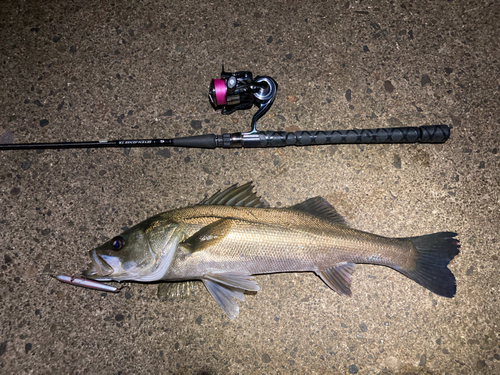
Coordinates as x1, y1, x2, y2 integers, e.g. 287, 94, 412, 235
239, 125, 450, 147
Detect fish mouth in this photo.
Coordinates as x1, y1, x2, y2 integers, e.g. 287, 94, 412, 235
82, 249, 114, 281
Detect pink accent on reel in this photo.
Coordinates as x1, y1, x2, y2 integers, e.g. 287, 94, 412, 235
213, 79, 227, 106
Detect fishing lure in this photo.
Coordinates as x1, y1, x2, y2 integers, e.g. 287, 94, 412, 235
53, 275, 121, 293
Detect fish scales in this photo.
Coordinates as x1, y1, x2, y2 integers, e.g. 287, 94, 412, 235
83, 182, 460, 320
162, 211, 415, 278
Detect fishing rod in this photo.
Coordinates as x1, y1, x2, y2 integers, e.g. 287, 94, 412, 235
0, 68, 450, 151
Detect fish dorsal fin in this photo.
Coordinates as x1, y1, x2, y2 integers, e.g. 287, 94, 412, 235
202, 271, 260, 320
180, 218, 233, 253
198, 182, 268, 208
288, 197, 346, 225
317, 263, 356, 296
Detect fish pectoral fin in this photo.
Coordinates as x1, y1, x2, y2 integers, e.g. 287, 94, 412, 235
198, 181, 268, 208
202, 272, 260, 320
317, 263, 356, 296
288, 197, 347, 225
180, 219, 233, 253
157, 280, 202, 301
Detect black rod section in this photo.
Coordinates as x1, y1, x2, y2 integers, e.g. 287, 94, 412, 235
0, 135, 216, 150
0, 125, 449, 151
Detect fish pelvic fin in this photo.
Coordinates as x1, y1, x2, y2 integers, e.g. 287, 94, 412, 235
398, 232, 460, 298
317, 263, 356, 296
288, 197, 346, 225
157, 281, 202, 301
202, 271, 260, 320
198, 181, 268, 208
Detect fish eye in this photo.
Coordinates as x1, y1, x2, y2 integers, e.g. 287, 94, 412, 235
110, 236, 125, 251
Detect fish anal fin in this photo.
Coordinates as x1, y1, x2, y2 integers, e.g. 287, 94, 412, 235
180, 219, 233, 253
198, 182, 268, 208
317, 263, 356, 296
288, 197, 346, 225
202, 272, 260, 320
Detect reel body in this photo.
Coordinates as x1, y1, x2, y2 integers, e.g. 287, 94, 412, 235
209, 68, 278, 133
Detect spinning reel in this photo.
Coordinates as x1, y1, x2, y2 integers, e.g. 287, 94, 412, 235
208, 68, 278, 134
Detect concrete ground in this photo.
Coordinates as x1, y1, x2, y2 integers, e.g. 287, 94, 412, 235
1, 0, 498, 374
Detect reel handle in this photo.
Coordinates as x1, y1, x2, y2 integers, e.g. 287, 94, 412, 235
249, 76, 278, 133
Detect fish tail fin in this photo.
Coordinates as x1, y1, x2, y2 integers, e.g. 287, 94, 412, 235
399, 232, 460, 297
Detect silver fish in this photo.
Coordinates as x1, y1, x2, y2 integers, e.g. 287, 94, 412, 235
84, 182, 460, 319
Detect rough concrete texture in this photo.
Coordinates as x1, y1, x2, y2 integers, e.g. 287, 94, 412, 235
0, 0, 499, 373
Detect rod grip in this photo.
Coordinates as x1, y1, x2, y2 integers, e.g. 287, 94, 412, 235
240, 125, 450, 147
